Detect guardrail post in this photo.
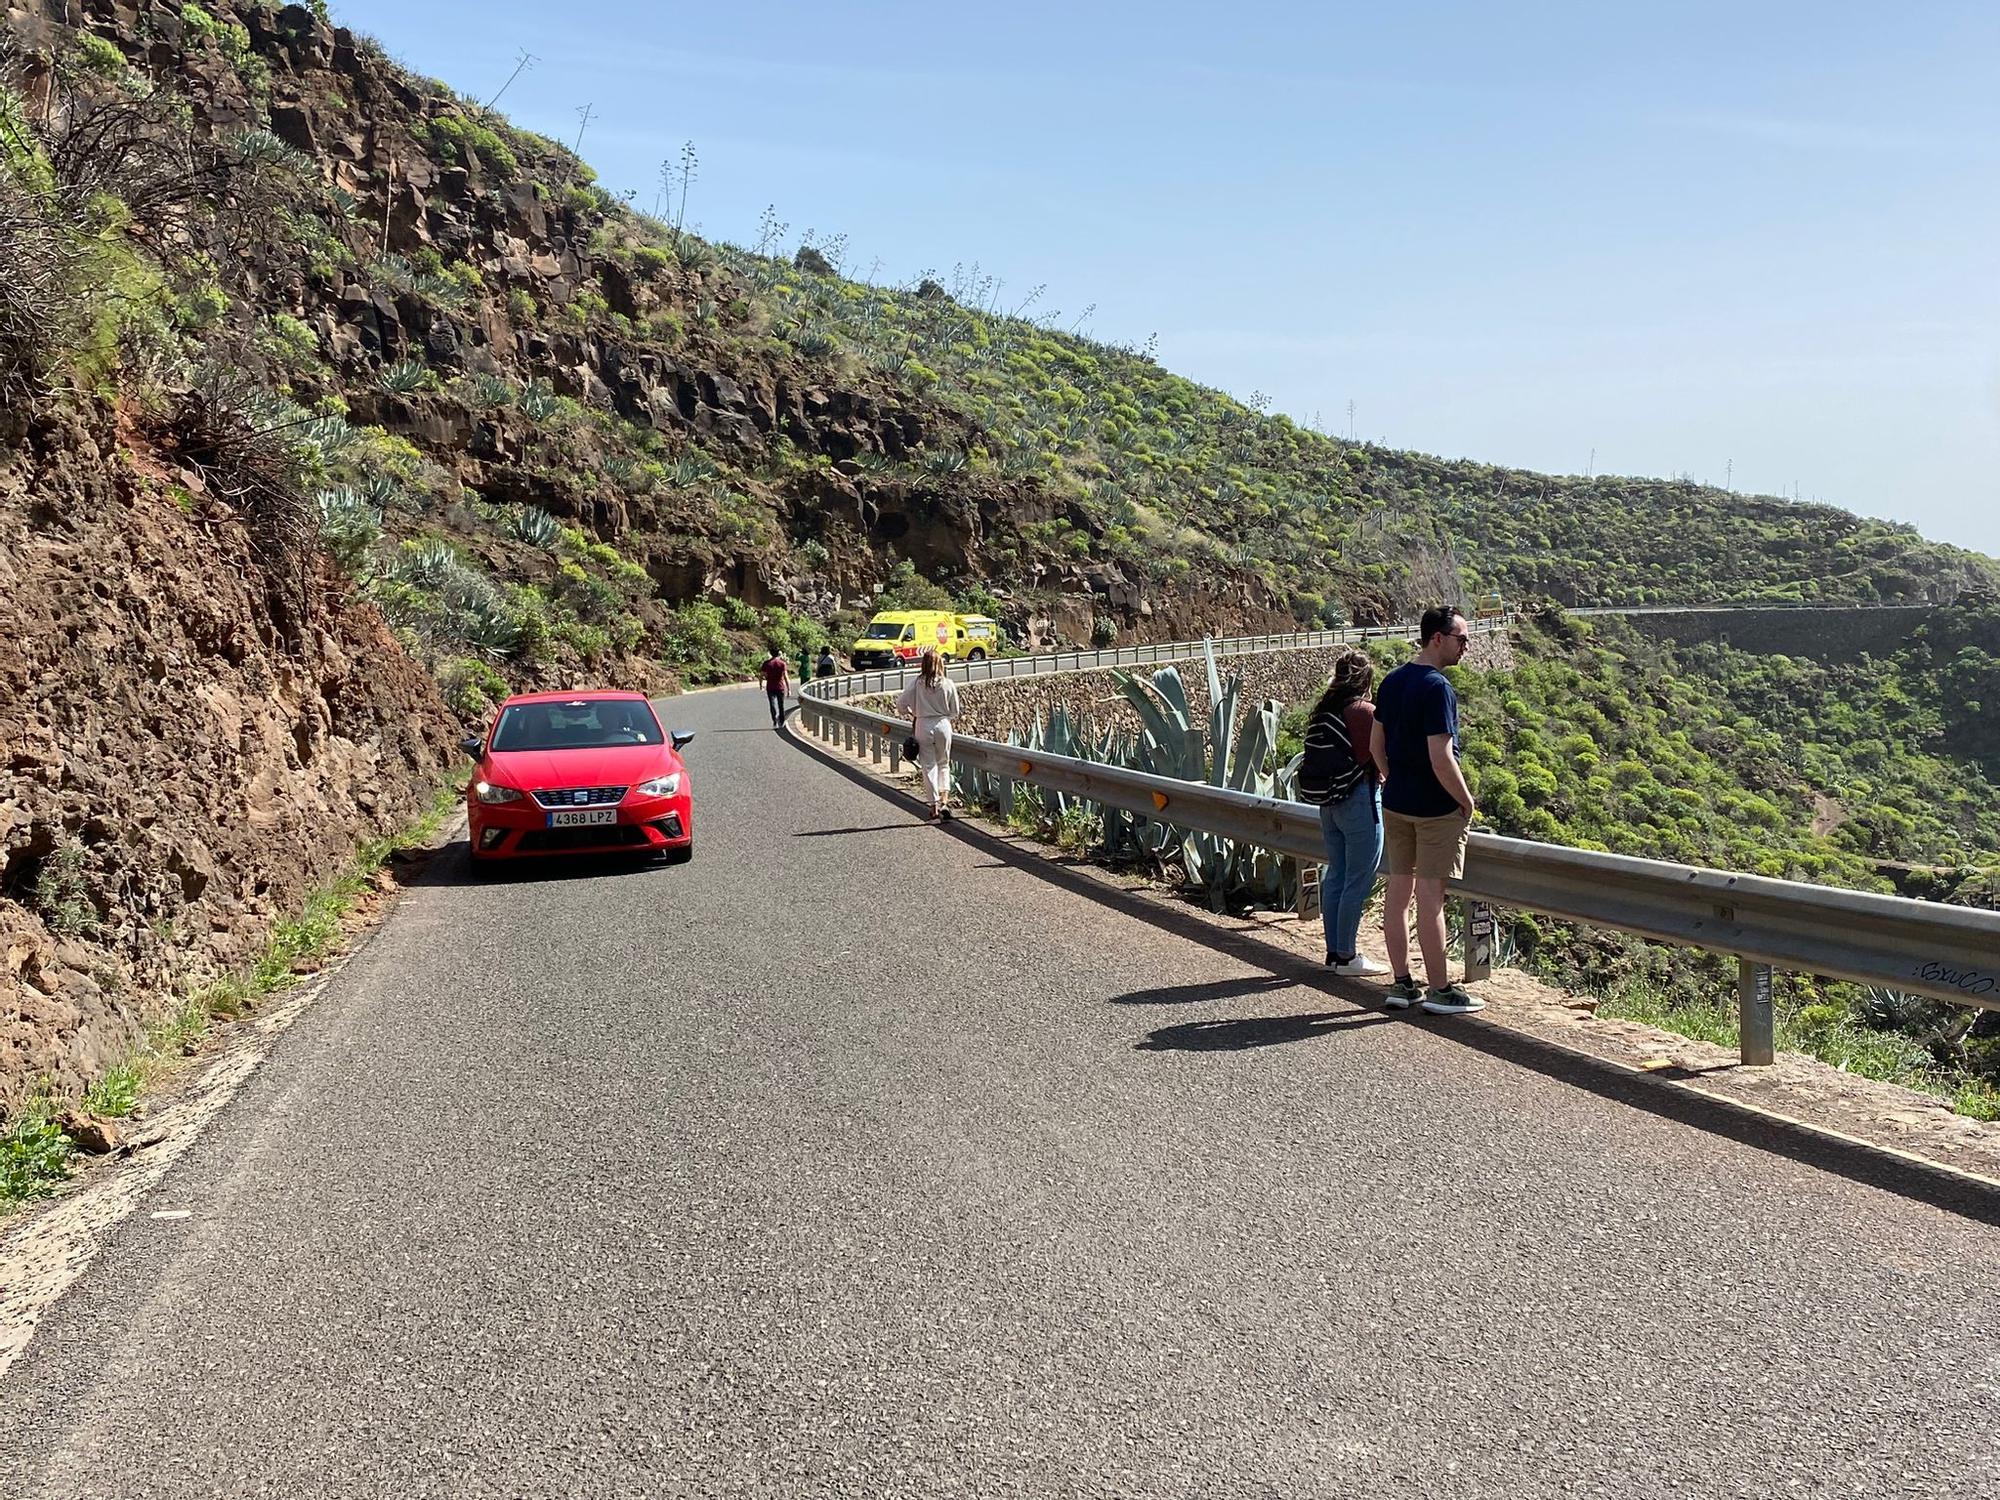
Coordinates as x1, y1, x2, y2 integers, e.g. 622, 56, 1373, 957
871, 729, 882, 765
1462, 899, 1494, 984
1738, 960, 1775, 1066
843, 722, 855, 752
889, 735, 902, 772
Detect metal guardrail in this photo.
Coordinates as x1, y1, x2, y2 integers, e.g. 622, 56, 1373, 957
813, 621, 1430, 703
798, 626, 2000, 1066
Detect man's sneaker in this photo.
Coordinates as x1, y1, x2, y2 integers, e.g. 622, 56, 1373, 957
1420, 984, 1487, 1015
1383, 976, 1423, 1010
1332, 954, 1390, 978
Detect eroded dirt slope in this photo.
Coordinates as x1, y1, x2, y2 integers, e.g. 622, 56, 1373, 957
1, 404, 454, 1107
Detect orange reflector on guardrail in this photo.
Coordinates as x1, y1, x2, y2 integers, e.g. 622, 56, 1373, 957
1152, 792, 1170, 811
1018, 760, 1033, 775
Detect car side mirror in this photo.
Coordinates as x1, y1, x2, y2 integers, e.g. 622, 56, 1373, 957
671, 730, 696, 751
460, 734, 484, 761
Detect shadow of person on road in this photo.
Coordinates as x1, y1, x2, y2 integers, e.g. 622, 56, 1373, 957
793, 823, 928, 838
782, 717, 2000, 1228
1136, 1009, 1399, 1052
1112, 975, 1301, 1006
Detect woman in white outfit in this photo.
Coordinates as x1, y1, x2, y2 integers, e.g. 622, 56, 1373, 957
894, 647, 962, 821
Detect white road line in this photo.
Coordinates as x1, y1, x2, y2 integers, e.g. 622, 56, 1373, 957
0, 972, 327, 1383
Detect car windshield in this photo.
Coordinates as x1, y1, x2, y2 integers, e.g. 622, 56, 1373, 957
490, 699, 662, 752
861, 622, 907, 640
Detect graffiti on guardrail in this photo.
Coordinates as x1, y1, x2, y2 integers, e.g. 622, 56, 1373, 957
1918, 961, 1996, 998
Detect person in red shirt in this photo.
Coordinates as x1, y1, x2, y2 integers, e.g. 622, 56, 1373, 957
760, 647, 791, 726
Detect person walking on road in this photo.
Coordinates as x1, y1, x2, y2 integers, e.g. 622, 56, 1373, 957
894, 647, 962, 821
816, 645, 839, 679
1299, 647, 1387, 977
1371, 605, 1483, 1014
760, 646, 791, 727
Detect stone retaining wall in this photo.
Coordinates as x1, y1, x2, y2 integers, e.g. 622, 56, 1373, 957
929, 632, 1512, 743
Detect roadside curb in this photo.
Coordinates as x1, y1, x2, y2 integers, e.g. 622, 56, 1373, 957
0, 810, 471, 1385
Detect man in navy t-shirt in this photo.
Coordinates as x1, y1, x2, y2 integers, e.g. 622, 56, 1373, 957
1369, 605, 1483, 1015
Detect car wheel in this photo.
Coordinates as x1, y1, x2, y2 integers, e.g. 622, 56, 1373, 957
967, 648, 986, 662
662, 842, 694, 865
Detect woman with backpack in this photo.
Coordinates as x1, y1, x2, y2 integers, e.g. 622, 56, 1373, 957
894, 647, 962, 821
1298, 647, 1386, 976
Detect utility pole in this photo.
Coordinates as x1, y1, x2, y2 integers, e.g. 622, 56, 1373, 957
573, 102, 595, 153
1586, 447, 1594, 479
483, 49, 534, 111
1346, 399, 1355, 441
1725, 457, 1732, 491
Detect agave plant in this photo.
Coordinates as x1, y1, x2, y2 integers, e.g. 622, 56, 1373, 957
454, 372, 515, 411
456, 589, 523, 659
427, 273, 472, 308
296, 413, 359, 463
369, 252, 417, 295
391, 537, 461, 590
923, 448, 968, 477
517, 379, 561, 422
667, 453, 716, 489
232, 127, 315, 178
790, 323, 838, 359
506, 504, 563, 550
377, 358, 432, 394
1105, 642, 1296, 908
358, 471, 404, 513
314, 486, 381, 572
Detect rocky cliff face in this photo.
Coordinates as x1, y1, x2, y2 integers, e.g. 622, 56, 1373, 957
12, 0, 1291, 644
0, 403, 454, 1108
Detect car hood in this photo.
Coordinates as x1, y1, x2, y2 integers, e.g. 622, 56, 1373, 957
483, 743, 682, 790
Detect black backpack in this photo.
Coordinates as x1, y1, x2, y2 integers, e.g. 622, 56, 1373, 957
1297, 700, 1367, 806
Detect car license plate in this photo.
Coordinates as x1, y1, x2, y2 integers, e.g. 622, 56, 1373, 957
547, 809, 617, 828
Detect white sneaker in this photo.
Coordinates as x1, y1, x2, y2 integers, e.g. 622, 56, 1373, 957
1332, 954, 1390, 978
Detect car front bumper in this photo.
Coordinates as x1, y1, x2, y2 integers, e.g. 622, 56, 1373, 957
468, 792, 694, 859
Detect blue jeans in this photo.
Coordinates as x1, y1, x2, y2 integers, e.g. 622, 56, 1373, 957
1318, 785, 1384, 960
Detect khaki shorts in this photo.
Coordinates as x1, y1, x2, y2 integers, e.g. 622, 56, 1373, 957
1383, 809, 1470, 880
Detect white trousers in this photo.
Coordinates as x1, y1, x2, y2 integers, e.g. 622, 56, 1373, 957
916, 716, 953, 804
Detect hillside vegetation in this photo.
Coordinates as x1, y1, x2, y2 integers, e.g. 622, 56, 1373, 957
8, 0, 1997, 727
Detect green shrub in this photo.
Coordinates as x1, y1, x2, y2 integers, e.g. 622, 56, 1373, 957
74, 33, 127, 79
438, 656, 508, 719
0, 1097, 75, 1208
660, 601, 738, 683
257, 312, 318, 368
83, 1063, 143, 1119
30, 838, 96, 936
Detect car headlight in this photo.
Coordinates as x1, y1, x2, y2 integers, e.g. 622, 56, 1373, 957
474, 780, 523, 805
637, 773, 682, 797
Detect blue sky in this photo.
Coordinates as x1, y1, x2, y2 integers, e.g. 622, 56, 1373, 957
331, 1, 2000, 555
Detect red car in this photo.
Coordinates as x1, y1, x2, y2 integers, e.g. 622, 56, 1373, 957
463, 691, 695, 865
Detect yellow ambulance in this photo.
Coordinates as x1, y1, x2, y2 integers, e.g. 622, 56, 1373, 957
848, 611, 999, 669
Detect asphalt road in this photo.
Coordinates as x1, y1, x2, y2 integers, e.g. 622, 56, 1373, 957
4, 683, 1998, 1498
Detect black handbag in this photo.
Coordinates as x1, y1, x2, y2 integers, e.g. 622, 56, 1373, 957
902, 734, 921, 761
